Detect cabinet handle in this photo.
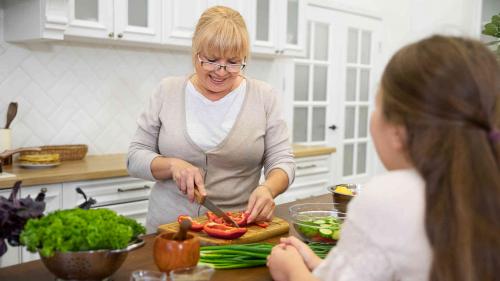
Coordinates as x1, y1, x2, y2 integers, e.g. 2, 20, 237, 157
297, 164, 317, 170
108, 32, 114, 38
117, 33, 123, 39
117, 185, 151, 193
274, 50, 280, 54
280, 50, 284, 54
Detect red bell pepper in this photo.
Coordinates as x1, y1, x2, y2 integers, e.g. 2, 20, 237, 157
177, 215, 205, 232
203, 222, 248, 239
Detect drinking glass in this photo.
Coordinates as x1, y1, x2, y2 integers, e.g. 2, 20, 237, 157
130, 270, 167, 281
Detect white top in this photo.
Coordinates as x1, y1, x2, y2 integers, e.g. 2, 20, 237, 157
313, 169, 432, 281
185, 80, 246, 152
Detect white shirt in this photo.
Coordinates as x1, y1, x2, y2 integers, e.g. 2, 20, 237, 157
185, 80, 246, 152
313, 169, 432, 281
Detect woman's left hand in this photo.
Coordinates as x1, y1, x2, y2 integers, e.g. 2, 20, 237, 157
245, 185, 275, 223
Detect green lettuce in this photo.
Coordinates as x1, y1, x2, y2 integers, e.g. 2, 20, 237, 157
20, 208, 145, 257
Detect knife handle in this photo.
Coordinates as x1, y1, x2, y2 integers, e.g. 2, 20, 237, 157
194, 188, 205, 204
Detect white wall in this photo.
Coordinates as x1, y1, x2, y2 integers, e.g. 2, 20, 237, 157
0, 4, 279, 155
0, 0, 484, 158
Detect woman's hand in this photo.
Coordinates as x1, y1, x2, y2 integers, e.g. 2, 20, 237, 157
267, 243, 316, 281
245, 185, 275, 223
169, 158, 206, 202
279, 236, 323, 271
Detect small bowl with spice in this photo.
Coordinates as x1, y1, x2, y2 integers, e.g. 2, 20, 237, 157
327, 184, 362, 213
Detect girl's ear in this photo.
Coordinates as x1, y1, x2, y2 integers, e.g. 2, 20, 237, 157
390, 124, 408, 152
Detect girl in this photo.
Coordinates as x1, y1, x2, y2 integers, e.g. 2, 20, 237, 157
267, 35, 500, 281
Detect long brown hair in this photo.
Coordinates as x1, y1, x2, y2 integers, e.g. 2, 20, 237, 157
381, 35, 500, 281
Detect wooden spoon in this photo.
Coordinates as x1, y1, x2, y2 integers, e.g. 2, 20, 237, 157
173, 218, 192, 241
5, 102, 18, 129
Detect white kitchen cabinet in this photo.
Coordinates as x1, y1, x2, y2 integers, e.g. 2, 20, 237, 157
65, 0, 162, 43
275, 154, 333, 204
249, 0, 306, 57
162, 0, 208, 47
62, 176, 154, 227
3, 0, 69, 42
20, 184, 63, 263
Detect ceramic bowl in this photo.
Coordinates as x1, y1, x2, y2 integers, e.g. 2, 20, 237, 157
327, 184, 362, 213
153, 232, 200, 273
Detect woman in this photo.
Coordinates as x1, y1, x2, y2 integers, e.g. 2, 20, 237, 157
268, 35, 500, 281
128, 6, 295, 233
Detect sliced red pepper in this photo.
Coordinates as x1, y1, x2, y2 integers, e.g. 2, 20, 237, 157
206, 211, 250, 226
206, 212, 225, 224
225, 211, 249, 226
203, 222, 248, 239
254, 221, 269, 228
177, 215, 204, 232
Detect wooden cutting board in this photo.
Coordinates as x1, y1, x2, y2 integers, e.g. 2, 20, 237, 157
157, 215, 290, 245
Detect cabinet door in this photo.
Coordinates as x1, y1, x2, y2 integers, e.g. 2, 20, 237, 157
0, 189, 21, 268
20, 184, 63, 263
249, 0, 280, 55
66, 0, 114, 39
280, 0, 306, 56
163, 0, 208, 47
114, 0, 162, 43
276, 155, 333, 204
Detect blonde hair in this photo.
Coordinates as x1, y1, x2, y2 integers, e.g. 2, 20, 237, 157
192, 6, 250, 65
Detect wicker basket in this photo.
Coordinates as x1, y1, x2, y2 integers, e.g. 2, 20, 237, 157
20, 144, 88, 161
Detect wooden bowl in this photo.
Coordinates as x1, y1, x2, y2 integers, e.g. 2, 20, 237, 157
153, 232, 200, 273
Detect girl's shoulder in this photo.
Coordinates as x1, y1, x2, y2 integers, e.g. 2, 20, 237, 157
347, 169, 426, 233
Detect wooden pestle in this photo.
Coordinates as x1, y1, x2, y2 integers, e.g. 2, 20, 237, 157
173, 218, 191, 241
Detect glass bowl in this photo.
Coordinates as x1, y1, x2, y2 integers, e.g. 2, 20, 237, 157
169, 264, 215, 281
289, 203, 346, 244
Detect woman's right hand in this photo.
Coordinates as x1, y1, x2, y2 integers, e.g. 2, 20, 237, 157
169, 158, 207, 202
279, 236, 323, 271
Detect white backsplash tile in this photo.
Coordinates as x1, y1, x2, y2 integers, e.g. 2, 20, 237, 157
0, 7, 279, 154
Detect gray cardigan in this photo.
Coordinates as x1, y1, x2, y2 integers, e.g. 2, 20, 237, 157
127, 76, 295, 233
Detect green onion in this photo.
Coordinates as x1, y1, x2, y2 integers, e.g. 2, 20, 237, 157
199, 242, 334, 269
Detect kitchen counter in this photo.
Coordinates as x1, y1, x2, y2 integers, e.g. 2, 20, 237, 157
0, 194, 332, 281
0, 154, 128, 189
0, 145, 335, 189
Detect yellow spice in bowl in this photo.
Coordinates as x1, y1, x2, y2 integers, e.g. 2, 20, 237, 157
334, 186, 354, 196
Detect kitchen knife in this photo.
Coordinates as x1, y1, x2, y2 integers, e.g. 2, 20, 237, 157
194, 189, 240, 228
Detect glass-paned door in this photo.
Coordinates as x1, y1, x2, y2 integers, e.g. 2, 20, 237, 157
292, 4, 382, 185
342, 28, 372, 178
292, 22, 329, 144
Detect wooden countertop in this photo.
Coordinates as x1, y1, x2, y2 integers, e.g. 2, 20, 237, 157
292, 144, 336, 158
0, 145, 335, 189
0, 194, 332, 281
0, 154, 128, 189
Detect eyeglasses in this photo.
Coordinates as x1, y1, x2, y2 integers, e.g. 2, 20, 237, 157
197, 54, 246, 73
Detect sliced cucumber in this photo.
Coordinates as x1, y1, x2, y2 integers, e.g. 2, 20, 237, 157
319, 228, 333, 238
313, 219, 326, 225
332, 229, 340, 240
319, 224, 332, 228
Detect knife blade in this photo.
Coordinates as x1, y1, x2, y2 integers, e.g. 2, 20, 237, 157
194, 189, 240, 228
